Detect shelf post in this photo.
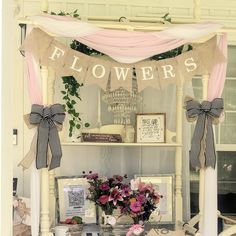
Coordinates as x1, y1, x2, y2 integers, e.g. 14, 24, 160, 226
196, 74, 209, 235
41, 0, 49, 13
193, 0, 201, 21
40, 66, 53, 236
175, 79, 183, 223
48, 70, 56, 227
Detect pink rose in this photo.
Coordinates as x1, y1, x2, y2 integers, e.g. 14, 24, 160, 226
99, 195, 109, 204
99, 183, 110, 191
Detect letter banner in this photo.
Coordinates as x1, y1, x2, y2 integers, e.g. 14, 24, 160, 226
62, 50, 90, 82
21, 28, 53, 64
135, 61, 160, 92
110, 62, 133, 92
21, 28, 226, 92
177, 49, 205, 82
42, 40, 68, 69
84, 58, 111, 90
157, 58, 180, 89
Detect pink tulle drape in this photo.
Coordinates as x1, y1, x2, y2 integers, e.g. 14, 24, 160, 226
29, 15, 222, 63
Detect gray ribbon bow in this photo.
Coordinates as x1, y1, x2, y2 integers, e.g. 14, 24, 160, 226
185, 98, 223, 169
30, 104, 65, 170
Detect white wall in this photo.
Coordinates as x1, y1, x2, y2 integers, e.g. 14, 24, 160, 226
4, 1, 236, 232
20, 0, 236, 24
1, 0, 24, 235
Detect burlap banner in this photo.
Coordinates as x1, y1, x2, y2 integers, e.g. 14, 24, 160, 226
21, 28, 226, 92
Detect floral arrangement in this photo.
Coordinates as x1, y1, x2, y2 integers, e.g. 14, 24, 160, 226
119, 178, 162, 224
85, 172, 162, 225
85, 172, 128, 215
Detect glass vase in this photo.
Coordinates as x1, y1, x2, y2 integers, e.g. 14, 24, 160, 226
68, 224, 83, 236
100, 210, 115, 235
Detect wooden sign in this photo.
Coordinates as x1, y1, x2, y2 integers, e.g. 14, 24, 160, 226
82, 133, 122, 143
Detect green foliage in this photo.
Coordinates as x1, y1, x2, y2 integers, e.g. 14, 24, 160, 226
50, 9, 80, 18
151, 44, 192, 61
61, 76, 90, 138
161, 13, 172, 23
72, 216, 83, 224
70, 40, 103, 56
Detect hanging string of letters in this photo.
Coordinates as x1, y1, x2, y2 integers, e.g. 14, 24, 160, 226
21, 28, 226, 92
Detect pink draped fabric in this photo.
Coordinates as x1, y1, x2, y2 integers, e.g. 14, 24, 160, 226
208, 34, 228, 101
76, 31, 185, 60
76, 23, 221, 61
25, 52, 42, 105
29, 15, 222, 63
200, 34, 227, 236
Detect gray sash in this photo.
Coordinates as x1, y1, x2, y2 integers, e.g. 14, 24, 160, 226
30, 104, 65, 170
185, 98, 223, 169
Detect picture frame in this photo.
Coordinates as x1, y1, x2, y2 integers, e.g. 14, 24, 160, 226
136, 113, 166, 143
135, 174, 174, 223
13, 178, 18, 196
55, 176, 97, 224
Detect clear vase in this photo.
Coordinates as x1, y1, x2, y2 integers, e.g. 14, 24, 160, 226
68, 224, 83, 236
100, 210, 115, 235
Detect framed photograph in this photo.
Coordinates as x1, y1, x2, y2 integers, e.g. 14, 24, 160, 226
136, 113, 166, 143
135, 174, 174, 223
55, 176, 97, 224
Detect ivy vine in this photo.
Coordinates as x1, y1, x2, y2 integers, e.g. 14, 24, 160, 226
61, 76, 90, 138
51, 9, 80, 18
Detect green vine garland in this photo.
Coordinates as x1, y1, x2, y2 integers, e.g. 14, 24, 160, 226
61, 76, 90, 138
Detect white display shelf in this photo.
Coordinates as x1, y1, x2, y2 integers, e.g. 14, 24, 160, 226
61, 142, 182, 147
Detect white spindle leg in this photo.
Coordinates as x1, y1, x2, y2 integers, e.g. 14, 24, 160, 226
193, 0, 201, 21
196, 74, 209, 235
48, 71, 56, 227
175, 82, 183, 223
41, 0, 49, 13
40, 66, 53, 236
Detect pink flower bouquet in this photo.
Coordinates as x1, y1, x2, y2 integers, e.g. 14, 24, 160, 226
85, 172, 128, 215
119, 178, 162, 224
85, 173, 162, 225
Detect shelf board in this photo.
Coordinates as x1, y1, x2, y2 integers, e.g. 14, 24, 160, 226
61, 142, 182, 147
216, 144, 236, 151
